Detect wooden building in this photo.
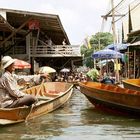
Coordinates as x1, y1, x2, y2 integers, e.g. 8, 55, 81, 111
127, 31, 140, 78
0, 8, 82, 73
122, 3, 140, 78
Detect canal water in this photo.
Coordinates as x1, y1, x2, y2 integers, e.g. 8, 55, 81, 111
0, 88, 140, 140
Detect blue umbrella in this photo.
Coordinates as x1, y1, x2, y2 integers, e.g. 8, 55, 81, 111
92, 49, 123, 59
105, 43, 128, 51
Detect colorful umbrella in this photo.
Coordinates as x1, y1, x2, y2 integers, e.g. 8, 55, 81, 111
14, 59, 31, 69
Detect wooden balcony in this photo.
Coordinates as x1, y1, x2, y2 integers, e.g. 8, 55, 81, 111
30, 45, 81, 57
8, 45, 82, 59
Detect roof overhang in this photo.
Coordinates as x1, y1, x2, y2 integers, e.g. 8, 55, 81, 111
0, 8, 70, 45
0, 15, 14, 32
127, 29, 140, 37
129, 41, 140, 46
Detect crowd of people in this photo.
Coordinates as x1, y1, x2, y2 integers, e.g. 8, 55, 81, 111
48, 66, 115, 85
53, 72, 87, 83
38, 63, 116, 86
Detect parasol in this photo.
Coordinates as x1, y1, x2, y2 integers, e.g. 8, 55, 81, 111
39, 66, 56, 74
60, 68, 70, 73
105, 43, 128, 51
14, 59, 31, 69
92, 49, 123, 59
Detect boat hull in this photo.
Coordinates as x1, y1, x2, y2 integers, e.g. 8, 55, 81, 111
122, 79, 140, 91
0, 82, 73, 125
79, 82, 140, 116
28, 86, 73, 119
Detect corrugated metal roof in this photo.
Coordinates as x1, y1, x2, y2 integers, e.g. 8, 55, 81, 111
0, 8, 70, 45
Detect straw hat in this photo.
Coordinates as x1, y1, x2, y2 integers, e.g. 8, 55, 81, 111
1, 56, 15, 69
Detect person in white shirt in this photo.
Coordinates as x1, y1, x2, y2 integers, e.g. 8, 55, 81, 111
0, 56, 48, 108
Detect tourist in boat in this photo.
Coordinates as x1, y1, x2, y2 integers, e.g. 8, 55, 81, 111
0, 56, 48, 108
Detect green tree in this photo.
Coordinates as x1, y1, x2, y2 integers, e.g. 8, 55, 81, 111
80, 32, 113, 67
91, 32, 113, 50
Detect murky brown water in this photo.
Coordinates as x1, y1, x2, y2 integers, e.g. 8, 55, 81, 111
0, 88, 140, 140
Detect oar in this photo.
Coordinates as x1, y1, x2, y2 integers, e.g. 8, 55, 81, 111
25, 105, 33, 123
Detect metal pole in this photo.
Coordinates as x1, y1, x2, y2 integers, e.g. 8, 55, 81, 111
111, 0, 119, 83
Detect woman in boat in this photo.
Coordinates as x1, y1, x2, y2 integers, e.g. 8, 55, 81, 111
0, 56, 48, 108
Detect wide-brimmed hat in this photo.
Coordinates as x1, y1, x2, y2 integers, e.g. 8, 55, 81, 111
1, 56, 15, 69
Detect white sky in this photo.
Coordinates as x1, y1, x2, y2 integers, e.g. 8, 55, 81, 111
0, 0, 123, 45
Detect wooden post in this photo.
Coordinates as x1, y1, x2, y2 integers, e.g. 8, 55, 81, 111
134, 50, 136, 78
111, 0, 119, 83
26, 33, 31, 64
128, 47, 129, 78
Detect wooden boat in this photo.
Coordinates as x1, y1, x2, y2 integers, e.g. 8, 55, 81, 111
0, 82, 73, 125
68, 81, 79, 86
122, 79, 140, 91
79, 81, 140, 116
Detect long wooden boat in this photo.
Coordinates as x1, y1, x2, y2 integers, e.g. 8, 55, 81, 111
0, 82, 73, 125
122, 79, 140, 91
68, 81, 79, 86
79, 81, 140, 116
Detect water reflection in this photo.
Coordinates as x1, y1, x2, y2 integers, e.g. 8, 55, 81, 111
0, 88, 140, 140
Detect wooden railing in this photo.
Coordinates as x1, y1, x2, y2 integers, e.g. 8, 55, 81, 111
7, 45, 82, 57
30, 45, 81, 57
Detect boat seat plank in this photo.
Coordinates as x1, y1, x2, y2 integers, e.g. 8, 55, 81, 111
37, 96, 54, 100
35, 100, 48, 105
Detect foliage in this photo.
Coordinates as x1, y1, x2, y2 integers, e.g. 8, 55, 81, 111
80, 44, 87, 55
80, 32, 113, 67
82, 48, 94, 68
91, 32, 113, 49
